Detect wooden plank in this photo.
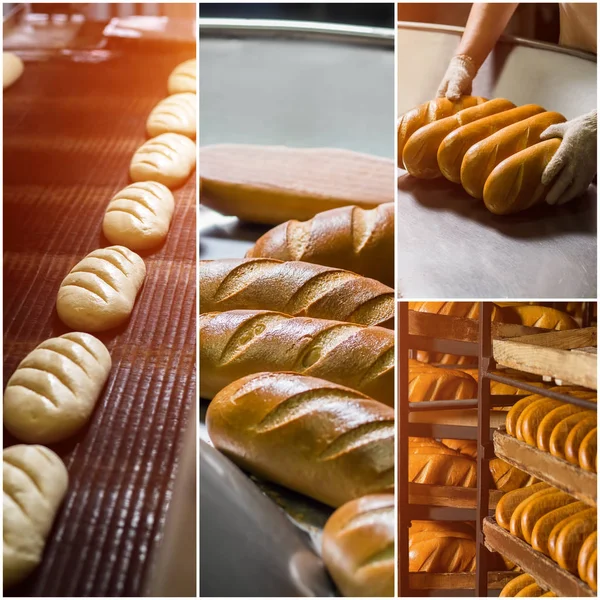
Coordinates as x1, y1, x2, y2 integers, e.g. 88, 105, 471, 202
508, 327, 596, 350
493, 430, 597, 507
493, 339, 597, 390
483, 518, 595, 597
410, 408, 507, 429
408, 571, 517, 591
409, 483, 503, 509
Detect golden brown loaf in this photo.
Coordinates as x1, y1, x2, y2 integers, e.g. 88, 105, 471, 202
199, 258, 394, 329
409, 521, 476, 573
483, 138, 561, 215
409, 363, 477, 402
408, 443, 476, 487
549, 411, 596, 460
199, 310, 394, 404
206, 372, 394, 508
199, 145, 394, 225
531, 501, 588, 556
579, 428, 597, 472
499, 574, 537, 597
403, 99, 516, 179
437, 104, 546, 184
578, 531, 597, 585
509, 487, 557, 539
495, 482, 551, 530
397, 96, 487, 168
322, 494, 394, 597
501, 305, 580, 330
461, 111, 566, 198
246, 203, 395, 287
586, 549, 597, 591
554, 512, 597, 573
547, 508, 596, 561
565, 417, 598, 465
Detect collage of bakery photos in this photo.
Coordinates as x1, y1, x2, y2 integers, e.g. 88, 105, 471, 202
2, 1, 598, 598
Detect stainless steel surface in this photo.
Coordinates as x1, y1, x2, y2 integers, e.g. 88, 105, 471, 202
397, 25, 597, 299
199, 441, 335, 597
199, 18, 394, 260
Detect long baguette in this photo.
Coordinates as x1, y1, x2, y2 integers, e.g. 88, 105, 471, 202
397, 96, 487, 168
246, 203, 394, 287
483, 138, 561, 215
461, 111, 566, 198
322, 494, 394, 597
206, 372, 394, 508
403, 98, 515, 179
199, 258, 394, 329
199, 310, 394, 404
437, 104, 546, 184
531, 501, 589, 556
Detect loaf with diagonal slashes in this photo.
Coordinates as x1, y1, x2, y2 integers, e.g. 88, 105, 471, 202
246, 203, 395, 287
206, 372, 394, 507
199, 310, 394, 404
199, 258, 394, 329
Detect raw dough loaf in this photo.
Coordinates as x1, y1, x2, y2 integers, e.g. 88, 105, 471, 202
56, 246, 146, 332
4, 333, 111, 443
3, 53, 23, 89
130, 133, 196, 189
102, 181, 175, 250
3, 445, 68, 589
167, 58, 196, 94
146, 92, 196, 139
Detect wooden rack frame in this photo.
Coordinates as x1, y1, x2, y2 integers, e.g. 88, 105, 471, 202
398, 302, 597, 597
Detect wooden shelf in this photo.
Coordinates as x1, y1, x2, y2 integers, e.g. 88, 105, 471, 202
493, 429, 597, 507
409, 408, 507, 431
484, 517, 595, 597
408, 571, 517, 591
493, 328, 597, 390
409, 483, 503, 510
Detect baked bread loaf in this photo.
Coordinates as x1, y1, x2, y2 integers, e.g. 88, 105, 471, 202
565, 416, 598, 465
246, 203, 394, 287
547, 508, 596, 561
531, 501, 588, 556
199, 310, 394, 404
499, 574, 538, 597
199, 258, 394, 329
409, 363, 477, 402
579, 428, 597, 472
548, 411, 596, 459
206, 372, 394, 507
483, 138, 561, 215
397, 96, 487, 168
408, 440, 476, 487
409, 521, 476, 573
501, 305, 579, 330
495, 482, 551, 530
437, 104, 546, 183
322, 494, 394, 597
199, 145, 394, 225
461, 111, 566, 198
578, 531, 597, 587
403, 98, 515, 178
554, 512, 597, 573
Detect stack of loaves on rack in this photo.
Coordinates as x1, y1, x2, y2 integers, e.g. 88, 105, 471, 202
397, 96, 571, 215
2, 59, 197, 590
199, 190, 395, 594
405, 301, 597, 597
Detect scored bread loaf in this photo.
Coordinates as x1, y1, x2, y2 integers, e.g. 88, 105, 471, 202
199, 258, 394, 329
245, 203, 394, 287
322, 494, 394, 597
437, 104, 546, 184
409, 521, 476, 573
461, 111, 566, 198
501, 305, 580, 330
199, 145, 394, 225
483, 138, 561, 215
531, 501, 589, 556
403, 98, 516, 179
397, 96, 487, 167
206, 372, 394, 508
409, 448, 477, 487
199, 310, 394, 404
409, 363, 477, 402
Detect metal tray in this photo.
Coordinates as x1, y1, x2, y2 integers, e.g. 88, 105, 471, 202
198, 18, 394, 259
396, 22, 597, 299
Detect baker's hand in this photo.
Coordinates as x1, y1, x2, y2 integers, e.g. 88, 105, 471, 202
540, 110, 597, 206
437, 55, 478, 101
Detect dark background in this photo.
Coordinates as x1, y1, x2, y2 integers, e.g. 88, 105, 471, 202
199, 2, 395, 28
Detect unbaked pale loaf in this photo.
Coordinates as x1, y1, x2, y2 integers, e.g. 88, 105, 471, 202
397, 96, 487, 168
199, 310, 394, 404
199, 258, 394, 329
461, 111, 566, 198
206, 372, 394, 508
483, 138, 561, 215
403, 98, 515, 178
322, 494, 394, 597
246, 203, 395, 287
199, 145, 394, 225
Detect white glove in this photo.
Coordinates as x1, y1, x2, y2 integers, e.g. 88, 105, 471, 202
437, 55, 478, 101
540, 110, 597, 206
